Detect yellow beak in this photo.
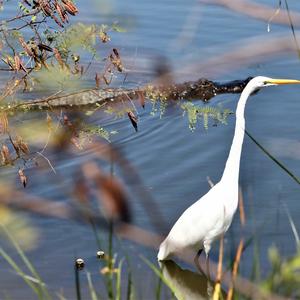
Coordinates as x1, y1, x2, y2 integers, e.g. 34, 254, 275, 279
267, 79, 300, 85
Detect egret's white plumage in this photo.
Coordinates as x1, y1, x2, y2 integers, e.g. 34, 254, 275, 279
157, 76, 300, 262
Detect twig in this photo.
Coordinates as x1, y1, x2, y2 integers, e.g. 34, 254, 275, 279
199, 0, 300, 26
36, 151, 56, 174
2, 10, 40, 24
226, 239, 244, 300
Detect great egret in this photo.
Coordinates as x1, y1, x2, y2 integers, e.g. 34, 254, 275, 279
157, 76, 300, 268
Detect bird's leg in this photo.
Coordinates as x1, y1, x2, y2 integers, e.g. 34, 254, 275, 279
205, 253, 214, 297
194, 249, 204, 274
206, 253, 211, 281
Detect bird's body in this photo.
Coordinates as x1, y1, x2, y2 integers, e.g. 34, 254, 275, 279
158, 181, 237, 260
158, 76, 300, 262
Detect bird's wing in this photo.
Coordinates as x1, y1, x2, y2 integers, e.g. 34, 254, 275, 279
166, 184, 224, 250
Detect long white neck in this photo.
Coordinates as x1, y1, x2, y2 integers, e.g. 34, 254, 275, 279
220, 85, 251, 184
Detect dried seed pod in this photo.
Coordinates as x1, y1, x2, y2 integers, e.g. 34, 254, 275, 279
19, 37, 34, 57
96, 175, 131, 223
14, 55, 21, 71
40, 1, 52, 17
96, 250, 105, 259
55, 1, 66, 23
71, 54, 80, 63
127, 111, 138, 132
53, 48, 64, 67
52, 14, 64, 27
75, 258, 85, 270
102, 75, 110, 85
18, 169, 27, 188
110, 48, 123, 72
46, 113, 53, 132
11, 139, 20, 157
38, 43, 53, 52
62, 0, 78, 16
137, 90, 145, 109
112, 48, 120, 58
0, 113, 9, 134
73, 178, 89, 204
80, 65, 84, 75
19, 60, 28, 73
95, 73, 100, 89
99, 30, 110, 43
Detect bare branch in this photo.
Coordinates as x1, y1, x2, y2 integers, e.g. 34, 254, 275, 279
199, 0, 300, 26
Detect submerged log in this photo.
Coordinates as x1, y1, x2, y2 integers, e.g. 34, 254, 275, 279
10, 77, 253, 111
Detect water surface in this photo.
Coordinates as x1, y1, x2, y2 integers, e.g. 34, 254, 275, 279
1, 0, 300, 299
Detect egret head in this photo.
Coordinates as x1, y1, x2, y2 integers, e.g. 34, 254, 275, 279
246, 76, 300, 95
250, 76, 300, 89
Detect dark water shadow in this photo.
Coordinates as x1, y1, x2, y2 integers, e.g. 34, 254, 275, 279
159, 260, 227, 300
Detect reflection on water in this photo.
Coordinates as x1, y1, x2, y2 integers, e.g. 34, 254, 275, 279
159, 260, 226, 300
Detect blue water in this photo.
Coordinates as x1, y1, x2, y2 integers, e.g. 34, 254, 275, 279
1, 0, 300, 299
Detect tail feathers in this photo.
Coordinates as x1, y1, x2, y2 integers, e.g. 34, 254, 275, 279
157, 240, 171, 261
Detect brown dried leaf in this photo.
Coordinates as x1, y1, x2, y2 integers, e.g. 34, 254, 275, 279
19, 141, 30, 155
18, 169, 27, 188
127, 111, 138, 132
1, 145, 11, 165
109, 49, 123, 72
95, 73, 100, 89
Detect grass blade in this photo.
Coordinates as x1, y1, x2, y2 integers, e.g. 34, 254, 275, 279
116, 259, 124, 300
86, 271, 99, 300
1, 225, 50, 299
0, 246, 41, 297
281, 200, 300, 250
245, 130, 300, 185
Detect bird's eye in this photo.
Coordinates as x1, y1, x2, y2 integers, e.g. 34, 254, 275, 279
263, 81, 268, 85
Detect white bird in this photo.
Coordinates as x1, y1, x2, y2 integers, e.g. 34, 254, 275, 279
157, 76, 300, 268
